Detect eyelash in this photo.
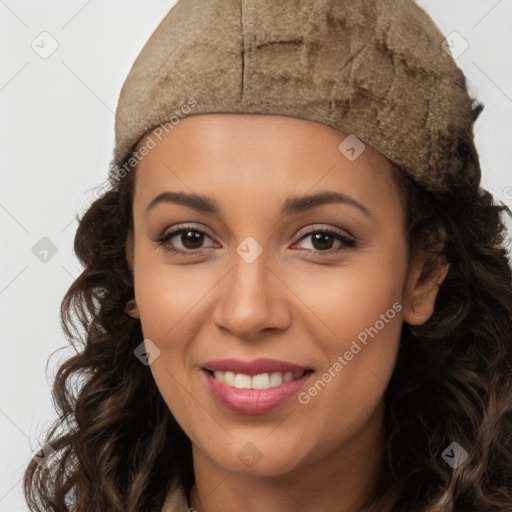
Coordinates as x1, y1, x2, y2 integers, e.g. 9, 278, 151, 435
155, 224, 356, 257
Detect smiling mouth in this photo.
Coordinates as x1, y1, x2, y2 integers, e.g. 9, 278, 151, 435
204, 369, 314, 390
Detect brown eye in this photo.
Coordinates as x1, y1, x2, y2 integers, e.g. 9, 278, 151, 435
294, 228, 356, 253
310, 232, 335, 251
178, 230, 205, 250
157, 226, 217, 255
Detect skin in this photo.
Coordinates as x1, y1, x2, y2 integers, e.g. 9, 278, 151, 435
125, 114, 449, 512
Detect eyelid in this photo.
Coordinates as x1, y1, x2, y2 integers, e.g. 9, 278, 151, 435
294, 224, 355, 243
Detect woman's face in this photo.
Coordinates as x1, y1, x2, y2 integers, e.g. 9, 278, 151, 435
127, 113, 442, 478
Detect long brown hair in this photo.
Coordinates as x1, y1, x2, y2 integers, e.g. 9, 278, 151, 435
24, 107, 512, 511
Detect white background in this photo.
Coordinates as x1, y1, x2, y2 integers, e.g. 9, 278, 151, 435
1, 1, 511, 509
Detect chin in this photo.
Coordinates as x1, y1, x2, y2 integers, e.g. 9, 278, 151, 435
203, 440, 307, 477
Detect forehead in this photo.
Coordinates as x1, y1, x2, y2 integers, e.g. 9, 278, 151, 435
132, 113, 403, 217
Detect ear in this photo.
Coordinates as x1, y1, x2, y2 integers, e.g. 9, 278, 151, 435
125, 229, 140, 319
125, 299, 140, 318
402, 251, 450, 326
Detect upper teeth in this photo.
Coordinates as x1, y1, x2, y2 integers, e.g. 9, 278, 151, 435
213, 371, 305, 390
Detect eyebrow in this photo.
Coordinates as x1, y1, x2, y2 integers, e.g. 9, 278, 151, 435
144, 190, 374, 219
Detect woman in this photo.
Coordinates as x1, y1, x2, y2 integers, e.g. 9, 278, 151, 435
24, 1, 512, 511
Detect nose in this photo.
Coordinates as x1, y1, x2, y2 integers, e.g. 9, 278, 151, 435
211, 248, 291, 341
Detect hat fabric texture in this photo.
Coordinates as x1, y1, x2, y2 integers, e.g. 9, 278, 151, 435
114, 0, 481, 196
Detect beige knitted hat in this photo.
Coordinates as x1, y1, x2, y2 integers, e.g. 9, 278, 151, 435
113, 0, 481, 196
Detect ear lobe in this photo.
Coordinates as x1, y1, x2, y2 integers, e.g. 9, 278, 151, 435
125, 298, 140, 318
403, 255, 450, 326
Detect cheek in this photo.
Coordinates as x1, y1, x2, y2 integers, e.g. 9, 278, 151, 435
131, 253, 204, 422
291, 237, 407, 348
292, 239, 407, 417
132, 247, 210, 345
295, 268, 404, 397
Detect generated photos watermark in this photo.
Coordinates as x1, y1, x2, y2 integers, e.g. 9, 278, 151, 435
298, 302, 403, 405
134, 339, 161, 366
441, 441, 469, 469
110, 97, 198, 188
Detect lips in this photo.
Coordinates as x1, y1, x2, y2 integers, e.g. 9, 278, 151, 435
201, 358, 314, 414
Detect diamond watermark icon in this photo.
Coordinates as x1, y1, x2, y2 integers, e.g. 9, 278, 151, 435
441, 32, 469, 59
338, 134, 366, 161
236, 236, 263, 264
32, 237, 58, 263
237, 442, 262, 468
31, 31, 59, 59
32, 443, 55, 468
134, 339, 161, 366
441, 441, 468, 468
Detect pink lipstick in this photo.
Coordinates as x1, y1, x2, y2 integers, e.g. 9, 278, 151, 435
202, 358, 314, 415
